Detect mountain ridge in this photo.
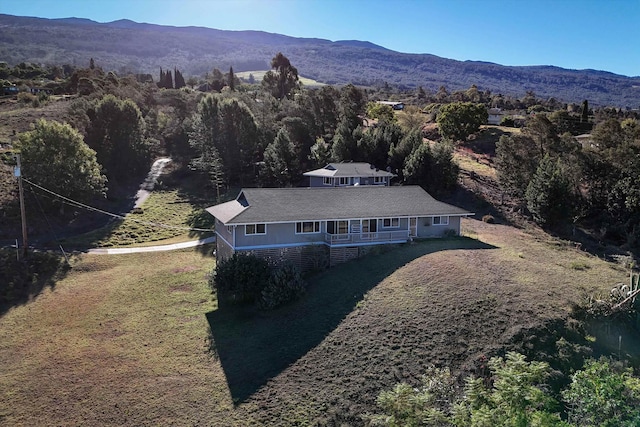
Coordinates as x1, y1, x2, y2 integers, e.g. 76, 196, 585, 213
0, 13, 638, 107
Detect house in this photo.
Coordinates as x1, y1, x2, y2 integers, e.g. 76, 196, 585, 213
487, 108, 504, 125
303, 162, 396, 187
206, 186, 473, 269
377, 100, 404, 110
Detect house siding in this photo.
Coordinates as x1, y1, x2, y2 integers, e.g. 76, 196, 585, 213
308, 176, 389, 187
417, 215, 461, 237
235, 222, 326, 248
216, 235, 235, 261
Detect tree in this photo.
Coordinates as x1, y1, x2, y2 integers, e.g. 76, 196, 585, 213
452, 353, 566, 426
525, 156, 575, 226
366, 102, 395, 123
374, 353, 568, 427
496, 134, 541, 199
227, 66, 235, 91
580, 100, 589, 123
174, 68, 186, 89
403, 141, 458, 197
262, 52, 300, 100
437, 102, 487, 141
189, 94, 225, 192
218, 98, 259, 185
85, 95, 149, 182
360, 122, 403, 168
261, 128, 299, 187
210, 68, 225, 92
331, 120, 361, 162
389, 129, 422, 179
563, 358, 640, 427
17, 120, 106, 211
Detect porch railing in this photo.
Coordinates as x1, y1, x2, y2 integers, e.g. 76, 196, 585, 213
324, 230, 410, 246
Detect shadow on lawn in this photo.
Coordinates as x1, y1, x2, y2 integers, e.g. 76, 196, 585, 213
0, 249, 69, 317
206, 237, 497, 403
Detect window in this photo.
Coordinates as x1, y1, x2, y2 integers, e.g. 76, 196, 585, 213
327, 220, 349, 234
296, 221, 320, 234
245, 223, 266, 235
374, 176, 385, 184
323, 177, 333, 186
338, 177, 350, 186
382, 218, 399, 228
432, 216, 449, 226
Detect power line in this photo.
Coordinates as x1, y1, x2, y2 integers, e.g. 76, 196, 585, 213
23, 178, 213, 233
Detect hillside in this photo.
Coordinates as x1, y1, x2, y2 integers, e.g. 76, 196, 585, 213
1, 14, 639, 107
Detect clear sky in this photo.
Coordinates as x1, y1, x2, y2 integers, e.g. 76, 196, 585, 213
1, 0, 638, 77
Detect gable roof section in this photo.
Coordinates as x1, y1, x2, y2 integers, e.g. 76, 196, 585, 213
303, 162, 395, 178
206, 186, 472, 225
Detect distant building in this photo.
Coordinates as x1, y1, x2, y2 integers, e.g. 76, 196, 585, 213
303, 162, 395, 187
487, 108, 504, 125
376, 101, 404, 110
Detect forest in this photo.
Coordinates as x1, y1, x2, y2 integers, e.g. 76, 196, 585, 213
2, 54, 640, 254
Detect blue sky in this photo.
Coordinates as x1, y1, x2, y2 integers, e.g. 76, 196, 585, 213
1, 0, 638, 77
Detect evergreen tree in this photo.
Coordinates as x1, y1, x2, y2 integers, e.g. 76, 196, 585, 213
525, 156, 574, 226
228, 66, 235, 91
189, 94, 225, 190
261, 128, 299, 187
174, 68, 186, 89
580, 100, 589, 123
85, 95, 149, 182
164, 69, 174, 89
403, 141, 458, 197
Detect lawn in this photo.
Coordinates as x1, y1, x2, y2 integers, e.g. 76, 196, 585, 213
61, 189, 215, 249
0, 217, 628, 426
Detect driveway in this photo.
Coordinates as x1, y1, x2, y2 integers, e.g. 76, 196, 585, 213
88, 235, 216, 254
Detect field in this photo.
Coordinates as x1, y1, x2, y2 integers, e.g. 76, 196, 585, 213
235, 70, 326, 87
0, 217, 627, 426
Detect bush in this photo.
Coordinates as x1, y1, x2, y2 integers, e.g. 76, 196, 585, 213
211, 254, 306, 309
259, 262, 306, 310
482, 214, 495, 223
212, 253, 271, 304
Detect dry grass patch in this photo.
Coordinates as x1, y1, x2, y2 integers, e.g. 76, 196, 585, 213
0, 218, 628, 426
0, 247, 239, 426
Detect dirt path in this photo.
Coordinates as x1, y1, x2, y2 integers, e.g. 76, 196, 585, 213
134, 157, 171, 208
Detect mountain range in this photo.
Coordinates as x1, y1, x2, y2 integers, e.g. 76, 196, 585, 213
1, 13, 639, 107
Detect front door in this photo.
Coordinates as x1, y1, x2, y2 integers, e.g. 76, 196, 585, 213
409, 217, 417, 237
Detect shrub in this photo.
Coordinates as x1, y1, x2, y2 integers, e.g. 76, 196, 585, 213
211, 253, 271, 304
482, 214, 495, 223
259, 262, 306, 310
17, 91, 35, 104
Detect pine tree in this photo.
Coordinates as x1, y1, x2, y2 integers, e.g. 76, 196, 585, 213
228, 66, 235, 91
164, 69, 173, 89
580, 100, 589, 123
174, 68, 186, 89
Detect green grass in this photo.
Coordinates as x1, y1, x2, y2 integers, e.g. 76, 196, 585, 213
61, 190, 214, 248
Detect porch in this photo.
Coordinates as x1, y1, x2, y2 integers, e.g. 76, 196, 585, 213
324, 230, 410, 246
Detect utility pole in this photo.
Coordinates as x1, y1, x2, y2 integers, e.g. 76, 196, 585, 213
14, 154, 28, 260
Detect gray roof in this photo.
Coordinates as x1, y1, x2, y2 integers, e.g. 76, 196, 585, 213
303, 162, 395, 178
206, 186, 472, 225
